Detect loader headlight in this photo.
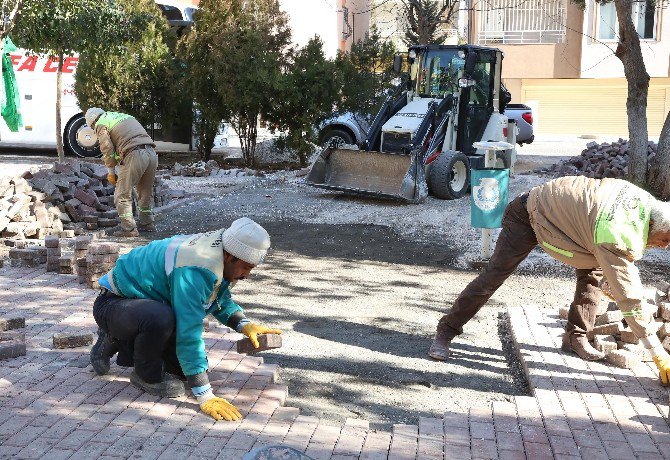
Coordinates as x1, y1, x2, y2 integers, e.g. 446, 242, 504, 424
409, 50, 416, 59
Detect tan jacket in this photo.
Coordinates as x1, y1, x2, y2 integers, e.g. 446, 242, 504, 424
94, 112, 155, 170
527, 176, 656, 342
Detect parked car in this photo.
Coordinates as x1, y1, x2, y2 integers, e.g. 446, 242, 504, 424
318, 104, 533, 149
317, 112, 370, 147
505, 103, 534, 145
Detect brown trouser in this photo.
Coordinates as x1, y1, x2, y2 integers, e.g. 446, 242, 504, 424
115, 147, 158, 231
437, 193, 602, 340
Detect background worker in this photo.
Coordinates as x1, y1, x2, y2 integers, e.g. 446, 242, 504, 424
85, 107, 158, 237
429, 176, 670, 386
90, 217, 282, 421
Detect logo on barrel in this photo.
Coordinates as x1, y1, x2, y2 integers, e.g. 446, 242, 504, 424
473, 178, 500, 212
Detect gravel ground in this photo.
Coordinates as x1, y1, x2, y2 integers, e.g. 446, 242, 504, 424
146, 168, 670, 429
5, 143, 670, 429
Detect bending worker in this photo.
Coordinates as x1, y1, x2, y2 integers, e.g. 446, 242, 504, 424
429, 176, 670, 385
90, 217, 282, 420
85, 107, 158, 237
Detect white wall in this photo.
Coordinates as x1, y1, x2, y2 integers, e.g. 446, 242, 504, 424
280, 0, 339, 59
580, 2, 670, 78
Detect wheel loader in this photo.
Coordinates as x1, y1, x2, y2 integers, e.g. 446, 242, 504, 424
306, 44, 517, 203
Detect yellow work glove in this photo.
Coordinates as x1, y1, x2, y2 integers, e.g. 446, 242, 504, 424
200, 396, 242, 421
107, 173, 117, 185
653, 353, 670, 386
241, 323, 282, 348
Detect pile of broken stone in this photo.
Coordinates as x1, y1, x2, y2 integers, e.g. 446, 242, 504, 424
0, 160, 180, 239
560, 281, 670, 368
540, 139, 658, 179
170, 160, 260, 178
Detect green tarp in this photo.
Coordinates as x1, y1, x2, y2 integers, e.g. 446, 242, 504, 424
1, 37, 22, 132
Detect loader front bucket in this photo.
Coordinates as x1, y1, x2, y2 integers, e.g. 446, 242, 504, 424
305, 147, 428, 203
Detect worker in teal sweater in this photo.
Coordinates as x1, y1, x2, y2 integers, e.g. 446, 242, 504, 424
90, 217, 282, 421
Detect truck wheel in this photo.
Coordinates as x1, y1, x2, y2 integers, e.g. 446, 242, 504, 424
321, 129, 354, 148
64, 114, 101, 158
429, 151, 470, 200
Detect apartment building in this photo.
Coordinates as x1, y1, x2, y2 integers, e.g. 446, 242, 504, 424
472, 0, 670, 136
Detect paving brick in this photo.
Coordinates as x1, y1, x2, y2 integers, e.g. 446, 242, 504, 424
593, 335, 618, 354
0, 333, 26, 360
236, 333, 282, 354
590, 322, 623, 337
523, 441, 553, 459
0, 316, 25, 331
52, 332, 93, 349
606, 349, 642, 369
495, 431, 523, 451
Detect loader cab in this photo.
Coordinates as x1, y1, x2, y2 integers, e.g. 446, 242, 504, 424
456, 48, 499, 154
408, 45, 502, 155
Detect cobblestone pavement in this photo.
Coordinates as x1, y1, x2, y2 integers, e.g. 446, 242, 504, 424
1, 266, 669, 459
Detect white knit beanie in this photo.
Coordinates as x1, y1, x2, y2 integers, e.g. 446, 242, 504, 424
85, 107, 105, 128
222, 217, 270, 265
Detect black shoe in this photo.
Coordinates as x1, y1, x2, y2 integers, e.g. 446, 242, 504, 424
130, 371, 185, 398
90, 328, 119, 375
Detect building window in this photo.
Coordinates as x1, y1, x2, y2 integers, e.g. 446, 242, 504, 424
598, 1, 657, 41
633, 0, 656, 39
598, 3, 617, 40
478, 0, 566, 45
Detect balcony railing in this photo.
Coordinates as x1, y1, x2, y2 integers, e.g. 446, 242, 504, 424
478, 0, 567, 45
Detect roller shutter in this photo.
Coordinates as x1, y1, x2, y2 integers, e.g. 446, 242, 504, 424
521, 78, 669, 136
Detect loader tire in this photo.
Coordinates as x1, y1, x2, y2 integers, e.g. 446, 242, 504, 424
429, 151, 470, 200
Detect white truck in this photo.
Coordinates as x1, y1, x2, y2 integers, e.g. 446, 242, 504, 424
0, 0, 195, 158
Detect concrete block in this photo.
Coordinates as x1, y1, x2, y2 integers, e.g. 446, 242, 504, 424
595, 311, 623, 326
0, 317, 25, 331
659, 303, 670, 321
590, 322, 623, 338
657, 280, 670, 296
53, 332, 93, 349
663, 336, 670, 353
558, 306, 569, 320
60, 230, 75, 238
236, 333, 282, 354
0, 331, 26, 360
621, 329, 640, 344
594, 335, 618, 354
595, 300, 608, 316
606, 349, 641, 369
622, 343, 653, 362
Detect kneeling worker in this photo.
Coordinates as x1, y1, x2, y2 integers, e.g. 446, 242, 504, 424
85, 107, 158, 237
429, 176, 670, 386
90, 217, 282, 420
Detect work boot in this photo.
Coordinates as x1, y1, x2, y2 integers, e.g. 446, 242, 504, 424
130, 371, 186, 398
138, 223, 156, 232
90, 328, 119, 375
112, 227, 140, 237
428, 330, 453, 361
561, 332, 605, 361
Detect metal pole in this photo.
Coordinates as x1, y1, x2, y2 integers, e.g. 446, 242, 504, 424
480, 149, 496, 259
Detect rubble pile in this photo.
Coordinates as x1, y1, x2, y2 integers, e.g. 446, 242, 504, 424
171, 160, 221, 177
0, 161, 180, 239
170, 160, 260, 179
544, 139, 658, 179
560, 280, 670, 368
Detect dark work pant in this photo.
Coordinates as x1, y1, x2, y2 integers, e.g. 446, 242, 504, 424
93, 290, 184, 383
437, 193, 601, 340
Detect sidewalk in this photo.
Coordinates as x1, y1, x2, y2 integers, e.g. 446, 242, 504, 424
0, 266, 668, 459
